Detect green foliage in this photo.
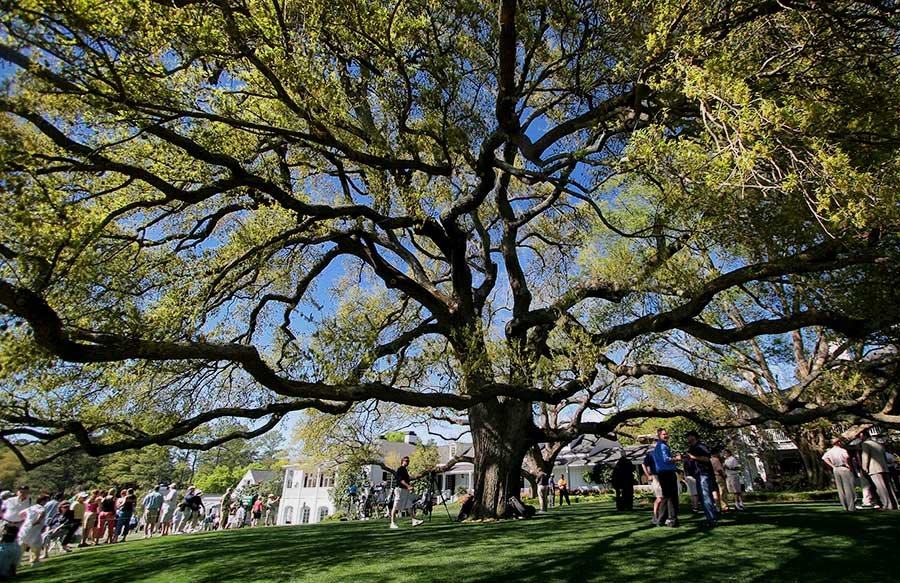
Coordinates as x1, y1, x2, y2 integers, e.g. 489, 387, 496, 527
383, 432, 406, 443
583, 465, 613, 485
0, 0, 898, 496
193, 465, 246, 494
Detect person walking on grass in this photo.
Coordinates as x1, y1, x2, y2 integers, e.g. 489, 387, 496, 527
98, 488, 117, 544
142, 485, 164, 538
81, 491, 100, 547
822, 437, 856, 512
113, 488, 137, 543
652, 428, 681, 527
722, 449, 746, 510
1, 486, 31, 530
859, 430, 898, 510
18, 494, 49, 566
160, 483, 178, 536
389, 456, 423, 529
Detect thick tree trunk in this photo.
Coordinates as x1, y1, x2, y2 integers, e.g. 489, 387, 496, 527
787, 428, 830, 489
469, 397, 534, 519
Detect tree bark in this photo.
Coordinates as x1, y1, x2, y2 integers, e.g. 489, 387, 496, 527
787, 427, 830, 489
469, 397, 534, 518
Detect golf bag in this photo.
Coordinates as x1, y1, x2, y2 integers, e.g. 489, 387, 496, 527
456, 494, 475, 522
507, 496, 536, 519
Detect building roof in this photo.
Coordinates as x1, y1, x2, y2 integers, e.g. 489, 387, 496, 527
246, 469, 277, 483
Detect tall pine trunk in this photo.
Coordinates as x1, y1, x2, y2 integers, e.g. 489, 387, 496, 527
468, 397, 533, 518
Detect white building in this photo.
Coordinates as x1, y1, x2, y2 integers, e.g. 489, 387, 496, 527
277, 433, 474, 526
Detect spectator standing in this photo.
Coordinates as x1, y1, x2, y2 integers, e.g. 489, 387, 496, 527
822, 437, 856, 512
681, 457, 701, 513
0, 525, 21, 579
389, 456, 423, 529
557, 475, 571, 506
538, 473, 550, 512
651, 428, 681, 527
642, 449, 663, 522
722, 449, 746, 510
251, 496, 264, 527
219, 488, 233, 530
684, 431, 718, 527
611, 454, 635, 511
142, 486, 164, 538
859, 431, 898, 510
711, 454, 729, 511
265, 495, 280, 526
548, 475, 556, 507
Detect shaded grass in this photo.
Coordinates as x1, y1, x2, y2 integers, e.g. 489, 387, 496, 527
17, 502, 900, 583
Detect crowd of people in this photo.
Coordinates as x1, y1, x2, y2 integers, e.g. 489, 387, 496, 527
0, 482, 281, 578
821, 430, 898, 511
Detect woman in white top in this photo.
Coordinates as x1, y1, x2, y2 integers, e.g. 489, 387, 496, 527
722, 449, 745, 510
821, 437, 856, 511
18, 494, 50, 565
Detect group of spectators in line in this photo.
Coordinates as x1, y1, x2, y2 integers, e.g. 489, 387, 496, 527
821, 430, 898, 511
0, 482, 280, 578
0, 482, 204, 575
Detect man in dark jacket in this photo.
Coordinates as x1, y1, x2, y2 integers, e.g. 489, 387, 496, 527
611, 454, 635, 511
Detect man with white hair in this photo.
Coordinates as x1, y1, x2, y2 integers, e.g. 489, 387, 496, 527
859, 430, 898, 510
822, 437, 856, 511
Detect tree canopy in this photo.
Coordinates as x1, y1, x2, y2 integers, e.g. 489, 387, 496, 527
1, 0, 899, 516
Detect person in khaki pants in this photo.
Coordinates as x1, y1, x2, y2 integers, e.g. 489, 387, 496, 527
859, 430, 898, 510
822, 437, 856, 511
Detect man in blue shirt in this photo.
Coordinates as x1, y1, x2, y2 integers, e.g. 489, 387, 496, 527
652, 428, 681, 526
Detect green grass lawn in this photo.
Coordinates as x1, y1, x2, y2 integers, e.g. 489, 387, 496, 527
18, 501, 900, 583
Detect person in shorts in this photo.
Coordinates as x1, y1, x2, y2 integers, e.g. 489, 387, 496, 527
642, 448, 663, 523
722, 449, 746, 510
389, 457, 423, 529
160, 483, 178, 536
142, 485, 164, 537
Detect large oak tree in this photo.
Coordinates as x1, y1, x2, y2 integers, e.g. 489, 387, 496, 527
1, 0, 899, 516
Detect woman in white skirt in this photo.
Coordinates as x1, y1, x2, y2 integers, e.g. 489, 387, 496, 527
18, 494, 49, 565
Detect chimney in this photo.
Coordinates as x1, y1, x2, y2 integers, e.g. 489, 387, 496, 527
404, 432, 418, 445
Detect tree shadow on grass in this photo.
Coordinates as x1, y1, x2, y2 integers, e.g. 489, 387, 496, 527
19, 503, 900, 583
